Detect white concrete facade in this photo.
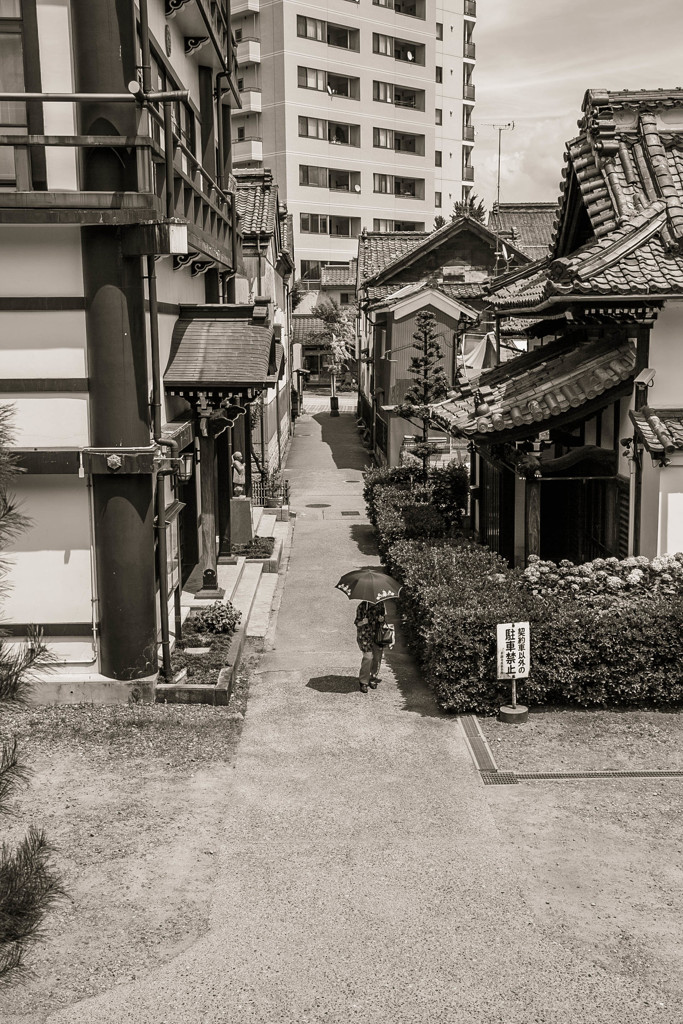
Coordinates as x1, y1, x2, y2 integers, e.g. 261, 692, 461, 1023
231, 0, 475, 281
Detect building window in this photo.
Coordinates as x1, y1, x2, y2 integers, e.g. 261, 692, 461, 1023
375, 325, 387, 359
340, 292, 351, 305
394, 220, 423, 231
435, 107, 442, 125
373, 219, 394, 232
234, 27, 242, 42
298, 66, 325, 91
373, 127, 394, 149
299, 164, 328, 187
373, 80, 393, 103
301, 260, 322, 281
329, 167, 360, 191
237, 77, 244, 91
298, 115, 325, 139
237, 125, 245, 141
327, 24, 360, 50
297, 15, 324, 41
300, 213, 329, 233
327, 72, 360, 99
435, 191, 442, 208
435, 150, 442, 167
373, 173, 393, 194
373, 32, 392, 56
0, 8, 26, 184
436, 22, 443, 39
436, 66, 442, 83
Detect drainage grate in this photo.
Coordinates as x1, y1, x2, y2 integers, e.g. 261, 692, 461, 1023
341, 510, 361, 517
481, 772, 519, 786
518, 770, 683, 781
345, 480, 361, 483
306, 503, 331, 508
460, 715, 498, 772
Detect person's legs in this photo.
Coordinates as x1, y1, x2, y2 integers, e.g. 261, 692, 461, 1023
358, 648, 373, 691
368, 645, 383, 687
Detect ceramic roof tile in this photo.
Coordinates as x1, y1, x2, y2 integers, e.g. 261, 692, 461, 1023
488, 203, 557, 259
630, 407, 683, 455
356, 231, 430, 285
321, 261, 357, 288
233, 169, 278, 237
429, 336, 636, 441
292, 315, 326, 344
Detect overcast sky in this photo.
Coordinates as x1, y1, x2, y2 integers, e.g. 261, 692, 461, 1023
473, 0, 683, 213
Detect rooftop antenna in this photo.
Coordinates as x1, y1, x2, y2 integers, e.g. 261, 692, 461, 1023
481, 121, 515, 275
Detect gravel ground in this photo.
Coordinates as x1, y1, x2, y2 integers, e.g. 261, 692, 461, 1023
0, 649, 258, 1024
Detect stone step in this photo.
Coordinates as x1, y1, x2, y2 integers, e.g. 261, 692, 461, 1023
246, 574, 279, 638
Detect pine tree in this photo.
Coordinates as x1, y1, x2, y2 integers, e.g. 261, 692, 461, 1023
451, 192, 487, 224
396, 311, 450, 481
0, 407, 63, 986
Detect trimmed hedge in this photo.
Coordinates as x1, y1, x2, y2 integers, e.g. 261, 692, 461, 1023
390, 539, 683, 713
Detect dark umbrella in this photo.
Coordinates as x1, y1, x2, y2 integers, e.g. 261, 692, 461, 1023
335, 566, 402, 603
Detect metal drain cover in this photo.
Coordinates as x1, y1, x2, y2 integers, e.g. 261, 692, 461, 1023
306, 503, 330, 508
345, 480, 360, 483
341, 510, 361, 516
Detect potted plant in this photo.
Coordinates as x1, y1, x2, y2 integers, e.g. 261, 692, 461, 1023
263, 468, 282, 508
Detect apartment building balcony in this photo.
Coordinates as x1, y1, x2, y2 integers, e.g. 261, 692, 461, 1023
236, 37, 261, 64
463, 125, 475, 141
463, 84, 476, 101
464, 0, 477, 16
232, 135, 263, 162
464, 42, 476, 59
463, 166, 475, 182
232, 0, 259, 12
239, 87, 262, 113
0, 100, 236, 268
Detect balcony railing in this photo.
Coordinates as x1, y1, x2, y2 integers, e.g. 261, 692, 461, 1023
462, 166, 475, 182
463, 84, 476, 101
464, 41, 476, 59
463, 125, 475, 141
0, 92, 236, 267
464, 0, 477, 15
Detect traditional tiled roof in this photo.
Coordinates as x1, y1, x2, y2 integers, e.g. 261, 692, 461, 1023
356, 231, 428, 286
429, 335, 636, 440
292, 314, 326, 345
233, 168, 278, 237
489, 89, 683, 312
366, 281, 486, 302
630, 407, 683, 455
165, 305, 274, 389
488, 203, 557, 260
281, 212, 294, 262
321, 261, 357, 288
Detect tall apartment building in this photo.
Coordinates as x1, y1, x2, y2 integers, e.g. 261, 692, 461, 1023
231, 0, 476, 284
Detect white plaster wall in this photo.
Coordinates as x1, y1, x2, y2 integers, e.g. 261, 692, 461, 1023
657, 462, 683, 556
4, 476, 93, 623
37, 0, 78, 189
0, 226, 83, 296
640, 457, 659, 558
0, 311, 87, 377
147, 0, 201, 103
648, 301, 683, 408
5, 395, 89, 446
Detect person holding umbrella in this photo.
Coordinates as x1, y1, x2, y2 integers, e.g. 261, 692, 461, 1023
335, 567, 402, 694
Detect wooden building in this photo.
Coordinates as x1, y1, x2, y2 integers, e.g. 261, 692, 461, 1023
355, 216, 533, 465
0, 0, 282, 694
431, 89, 683, 565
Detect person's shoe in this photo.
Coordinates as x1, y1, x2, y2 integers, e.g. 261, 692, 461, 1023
368, 677, 379, 689
359, 683, 369, 693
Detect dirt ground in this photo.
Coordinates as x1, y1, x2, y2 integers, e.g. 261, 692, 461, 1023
0, 651, 257, 1024
480, 709, 683, 1008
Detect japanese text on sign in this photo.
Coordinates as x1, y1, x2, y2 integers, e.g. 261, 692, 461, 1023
496, 621, 530, 679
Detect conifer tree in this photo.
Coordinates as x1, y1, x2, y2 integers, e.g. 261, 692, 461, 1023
451, 192, 487, 224
0, 407, 62, 986
396, 311, 450, 481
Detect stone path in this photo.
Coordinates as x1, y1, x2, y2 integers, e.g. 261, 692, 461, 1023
48, 397, 668, 1023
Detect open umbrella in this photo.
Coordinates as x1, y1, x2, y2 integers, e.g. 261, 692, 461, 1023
335, 566, 402, 603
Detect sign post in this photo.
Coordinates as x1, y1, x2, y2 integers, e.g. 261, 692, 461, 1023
496, 621, 530, 724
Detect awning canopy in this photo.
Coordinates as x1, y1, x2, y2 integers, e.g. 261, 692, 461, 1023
164, 304, 275, 398
429, 335, 636, 444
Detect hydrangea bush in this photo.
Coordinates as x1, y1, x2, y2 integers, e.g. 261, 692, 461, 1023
521, 553, 683, 601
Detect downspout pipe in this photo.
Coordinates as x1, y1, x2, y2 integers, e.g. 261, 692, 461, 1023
147, 254, 174, 680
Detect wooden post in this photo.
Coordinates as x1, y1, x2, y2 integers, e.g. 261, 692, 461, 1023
525, 478, 541, 563
196, 427, 224, 597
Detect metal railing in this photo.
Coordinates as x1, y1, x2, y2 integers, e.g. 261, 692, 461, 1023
251, 477, 291, 506
463, 84, 476, 101
464, 41, 476, 59
464, 0, 477, 16
462, 166, 475, 181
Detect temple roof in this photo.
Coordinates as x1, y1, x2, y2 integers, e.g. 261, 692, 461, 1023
233, 168, 278, 237
487, 203, 557, 260
428, 335, 636, 442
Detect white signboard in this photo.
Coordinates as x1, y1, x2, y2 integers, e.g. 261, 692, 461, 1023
496, 622, 530, 680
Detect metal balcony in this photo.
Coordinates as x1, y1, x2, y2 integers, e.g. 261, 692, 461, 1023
464, 0, 477, 16
464, 41, 476, 59
463, 84, 476, 101
463, 125, 475, 142
232, 136, 263, 163
462, 166, 475, 182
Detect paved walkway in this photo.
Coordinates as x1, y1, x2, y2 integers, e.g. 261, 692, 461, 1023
50, 398, 663, 1023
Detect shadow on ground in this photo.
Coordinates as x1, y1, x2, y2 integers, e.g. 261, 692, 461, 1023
350, 524, 377, 556
313, 412, 374, 472
307, 674, 359, 694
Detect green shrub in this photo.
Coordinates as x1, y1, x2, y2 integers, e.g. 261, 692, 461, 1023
521, 552, 683, 601
362, 465, 415, 527
429, 462, 469, 528
373, 485, 434, 568
388, 538, 683, 714
193, 600, 242, 636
